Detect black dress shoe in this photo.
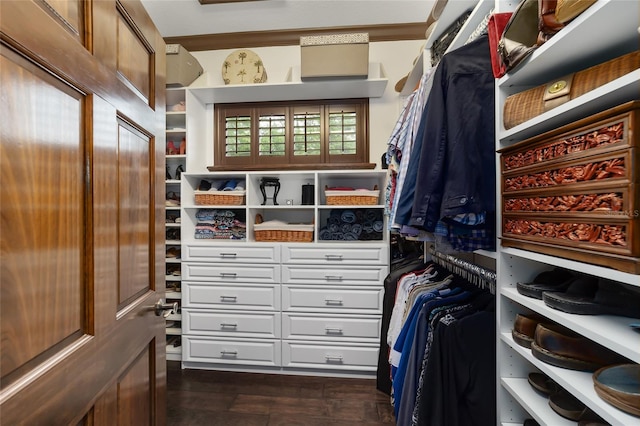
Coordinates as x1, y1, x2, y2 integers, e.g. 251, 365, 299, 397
544, 278, 640, 318
516, 268, 575, 299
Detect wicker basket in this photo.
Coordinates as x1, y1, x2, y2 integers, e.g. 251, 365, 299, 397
325, 185, 379, 205
503, 51, 640, 130
194, 190, 245, 206
253, 214, 314, 242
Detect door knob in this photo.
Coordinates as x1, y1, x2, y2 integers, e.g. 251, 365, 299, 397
154, 299, 178, 318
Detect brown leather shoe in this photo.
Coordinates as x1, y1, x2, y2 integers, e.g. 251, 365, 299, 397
512, 313, 548, 348
532, 324, 628, 371
593, 364, 640, 417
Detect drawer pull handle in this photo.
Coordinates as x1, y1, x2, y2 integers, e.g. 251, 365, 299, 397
220, 350, 238, 357
220, 295, 237, 302
324, 298, 343, 306
220, 322, 238, 329
220, 272, 237, 278
325, 275, 343, 281
325, 327, 344, 334
325, 254, 343, 261
220, 253, 237, 258
325, 355, 343, 363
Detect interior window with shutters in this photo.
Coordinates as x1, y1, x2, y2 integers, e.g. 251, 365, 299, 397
213, 99, 370, 171
329, 111, 357, 155
225, 115, 251, 157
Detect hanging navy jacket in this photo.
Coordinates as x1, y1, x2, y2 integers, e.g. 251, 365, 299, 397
408, 35, 495, 232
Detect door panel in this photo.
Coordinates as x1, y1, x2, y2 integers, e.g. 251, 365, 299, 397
117, 344, 153, 425
0, 0, 166, 424
116, 8, 153, 103
0, 47, 86, 384
37, 0, 86, 42
117, 120, 153, 307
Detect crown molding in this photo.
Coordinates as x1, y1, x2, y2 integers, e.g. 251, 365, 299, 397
164, 22, 428, 51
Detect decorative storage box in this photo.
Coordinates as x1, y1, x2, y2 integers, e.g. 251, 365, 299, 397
499, 101, 639, 274
166, 44, 203, 87
300, 33, 369, 81
194, 190, 245, 206
325, 186, 380, 205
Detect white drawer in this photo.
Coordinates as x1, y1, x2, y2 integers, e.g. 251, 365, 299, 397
183, 244, 280, 263
282, 341, 378, 371
282, 285, 383, 314
183, 336, 281, 367
282, 265, 387, 285
183, 282, 280, 310
183, 310, 281, 338
282, 313, 381, 342
282, 245, 388, 265
183, 263, 279, 283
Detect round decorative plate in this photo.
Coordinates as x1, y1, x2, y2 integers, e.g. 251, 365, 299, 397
221, 49, 267, 85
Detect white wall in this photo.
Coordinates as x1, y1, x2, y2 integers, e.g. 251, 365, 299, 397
189, 39, 425, 168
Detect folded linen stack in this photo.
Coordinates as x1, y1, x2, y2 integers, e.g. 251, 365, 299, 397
319, 208, 383, 241
194, 209, 246, 239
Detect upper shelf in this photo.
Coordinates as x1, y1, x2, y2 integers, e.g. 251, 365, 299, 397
189, 62, 388, 104
499, 0, 639, 88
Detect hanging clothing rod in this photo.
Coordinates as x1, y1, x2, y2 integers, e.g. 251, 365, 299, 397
427, 244, 496, 294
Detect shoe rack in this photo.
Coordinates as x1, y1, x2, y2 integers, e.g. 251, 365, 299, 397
494, 1, 640, 425
165, 86, 186, 361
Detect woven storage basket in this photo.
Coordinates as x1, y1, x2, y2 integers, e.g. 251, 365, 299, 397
325, 185, 379, 205
194, 190, 245, 206
253, 214, 313, 242
503, 51, 640, 129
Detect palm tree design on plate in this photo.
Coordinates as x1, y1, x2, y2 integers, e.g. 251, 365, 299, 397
238, 51, 247, 64
255, 60, 263, 73
237, 69, 247, 82
223, 60, 230, 73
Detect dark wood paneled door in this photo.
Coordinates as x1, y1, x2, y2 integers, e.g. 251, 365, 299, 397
0, 0, 167, 424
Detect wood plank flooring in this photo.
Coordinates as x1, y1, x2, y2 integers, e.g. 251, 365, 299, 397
167, 362, 396, 425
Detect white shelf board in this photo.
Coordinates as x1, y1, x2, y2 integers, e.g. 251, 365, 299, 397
499, 0, 639, 87
499, 71, 640, 144
499, 246, 640, 286
474, 249, 497, 259
190, 63, 388, 104
166, 327, 182, 336
501, 377, 575, 426
165, 291, 182, 299
501, 287, 640, 363
501, 333, 640, 426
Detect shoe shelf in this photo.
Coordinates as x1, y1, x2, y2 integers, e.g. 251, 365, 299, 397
500, 378, 574, 426
500, 333, 640, 426
501, 287, 640, 363
166, 290, 182, 300
165, 86, 186, 362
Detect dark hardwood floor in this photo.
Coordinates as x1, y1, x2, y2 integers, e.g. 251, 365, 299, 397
167, 362, 396, 425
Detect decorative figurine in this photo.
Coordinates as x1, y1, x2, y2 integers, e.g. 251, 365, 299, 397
260, 177, 280, 205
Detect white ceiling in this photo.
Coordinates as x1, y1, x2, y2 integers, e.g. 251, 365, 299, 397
141, 0, 434, 38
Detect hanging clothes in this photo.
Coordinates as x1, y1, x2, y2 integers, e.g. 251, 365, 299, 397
392, 35, 496, 251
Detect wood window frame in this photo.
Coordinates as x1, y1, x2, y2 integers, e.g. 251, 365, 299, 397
210, 98, 374, 171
